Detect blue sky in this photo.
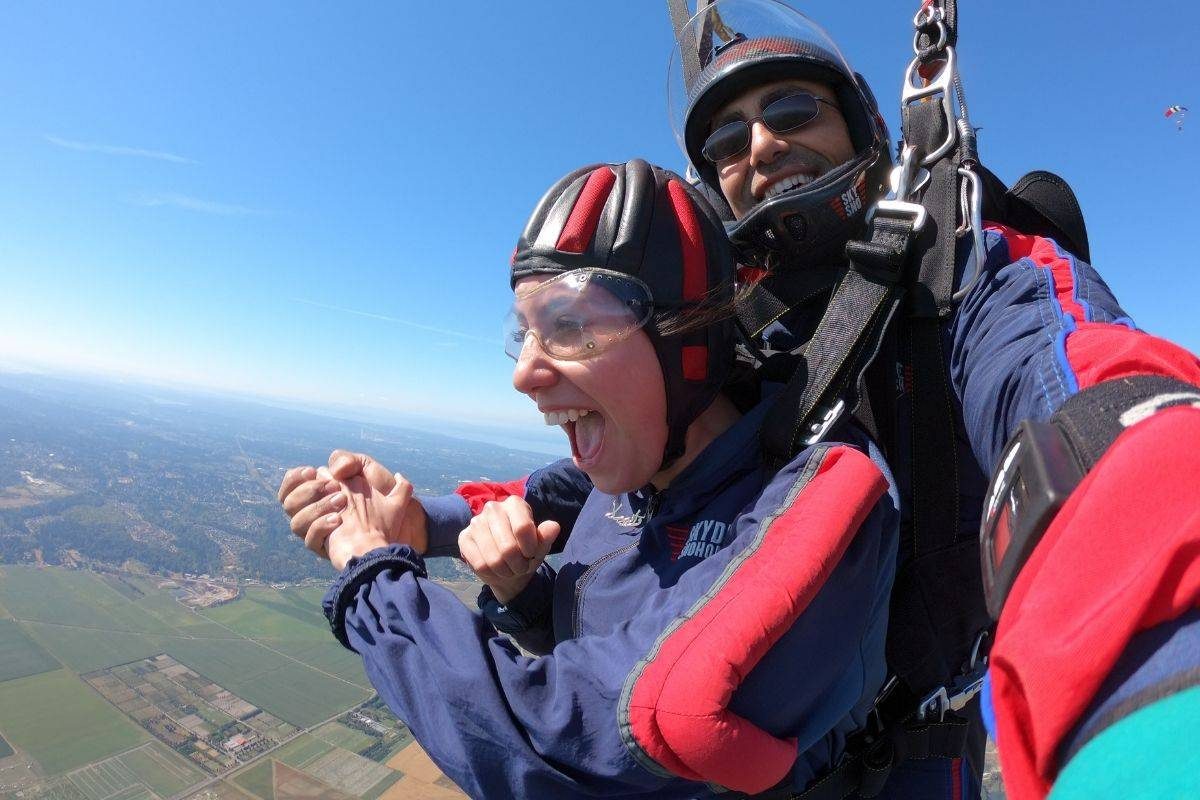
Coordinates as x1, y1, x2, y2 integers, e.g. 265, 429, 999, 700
1, 1, 1196, 444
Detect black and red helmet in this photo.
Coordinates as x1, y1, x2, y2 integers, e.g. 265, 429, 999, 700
511, 159, 736, 467
668, 0, 892, 269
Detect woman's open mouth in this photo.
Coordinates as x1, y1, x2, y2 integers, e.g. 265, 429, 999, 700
544, 408, 605, 466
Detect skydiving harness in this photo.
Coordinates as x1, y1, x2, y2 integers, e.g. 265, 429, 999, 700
667, 1, 1092, 798
754, 3, 1093, 798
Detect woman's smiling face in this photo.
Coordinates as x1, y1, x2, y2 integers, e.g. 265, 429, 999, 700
510, 275, 668, 495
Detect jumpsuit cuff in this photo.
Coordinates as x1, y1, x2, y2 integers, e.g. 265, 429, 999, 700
322, 544, 426, 650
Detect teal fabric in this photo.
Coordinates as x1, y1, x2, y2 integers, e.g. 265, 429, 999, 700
1049, 685, 1200, 799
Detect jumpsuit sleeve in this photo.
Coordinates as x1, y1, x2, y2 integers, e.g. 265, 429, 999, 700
476, 562, 559, 656
323, 444, 896, 798
421, 457, 593, 557
948, 222, 1200, 798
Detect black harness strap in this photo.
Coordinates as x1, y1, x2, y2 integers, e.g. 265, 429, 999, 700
760, 215, 915, 470
735, 267, 844, 341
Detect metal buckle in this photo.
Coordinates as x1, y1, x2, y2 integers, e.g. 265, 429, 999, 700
865, 144, 930, 231
869, 200, 927, 232
916, 631, 989, 722
901, 46, 959, 165
801, 398, 846, 446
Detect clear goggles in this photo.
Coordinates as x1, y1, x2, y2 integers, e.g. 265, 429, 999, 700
504, 269, 655, 361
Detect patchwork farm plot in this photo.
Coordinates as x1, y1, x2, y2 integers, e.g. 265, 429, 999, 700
0, 565, 466, 799
84, 654, 286, 775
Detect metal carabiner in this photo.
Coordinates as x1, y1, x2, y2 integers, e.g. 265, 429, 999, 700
913, 1, 943, 29
913, 20, 948, 56
901, 46, 959, 165
951, 165, 987, 303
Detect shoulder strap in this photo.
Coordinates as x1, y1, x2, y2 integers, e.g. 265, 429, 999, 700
759, 213, 914, 470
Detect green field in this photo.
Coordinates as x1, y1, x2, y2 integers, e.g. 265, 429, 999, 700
165, 639, 371, 728
0, 566, 387, 794
200, 586, 329, 641
67, 757, 140, 800
313, 720, 376, 754
231, 758, 275, 800
0, 731, 13, 758
0, 669, 148, 776
106, 787, 156, 800
270, 733, 334, 768
23, 622, 168, 674
119, 741, 207, 797
260, 639, 370, 689
0, 619, 60, 681
0, 567, 173, 635
362, 771, 402, 800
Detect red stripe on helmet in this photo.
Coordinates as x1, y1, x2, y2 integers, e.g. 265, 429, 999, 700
682, 346, 708, 381
666, 179, 707, 302
556, 167, 617, 254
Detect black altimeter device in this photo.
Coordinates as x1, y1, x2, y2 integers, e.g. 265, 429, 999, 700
980, 419, 1085, 620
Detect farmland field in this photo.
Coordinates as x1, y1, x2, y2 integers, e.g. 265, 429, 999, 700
0, 566, 173, 635
0, 669, 148, 775
119, 741, 208, 798
164, 639, 370, 728
0, 565, 466, 798
269, 733, 333, 768
22, 621, 168, 674
314, 720, 376, 754
258, 639, 370, 688
200, 587, 329, 641
0, 618, 60, 681
67, 757, 140, 800
230, 758, 275, 800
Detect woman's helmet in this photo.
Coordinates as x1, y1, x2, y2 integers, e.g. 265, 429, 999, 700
668, 0, 892, 270
510, 159, 736, 467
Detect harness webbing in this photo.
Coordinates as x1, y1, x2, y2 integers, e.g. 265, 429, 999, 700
760, 216, 913, 471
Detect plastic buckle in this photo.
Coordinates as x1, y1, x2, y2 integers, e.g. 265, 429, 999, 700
801, 398, 846, 446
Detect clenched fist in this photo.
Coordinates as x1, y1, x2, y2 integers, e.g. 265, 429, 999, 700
458, 496, 560, 603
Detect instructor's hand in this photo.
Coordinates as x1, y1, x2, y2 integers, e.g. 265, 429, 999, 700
459, 497, 560, 604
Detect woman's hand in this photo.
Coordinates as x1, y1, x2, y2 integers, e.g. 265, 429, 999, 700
278, 451, 429, 567
458, 497, 560, 604
322, 472, 416, 571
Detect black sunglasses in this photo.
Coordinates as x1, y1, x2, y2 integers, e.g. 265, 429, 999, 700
701, 92, 837, 164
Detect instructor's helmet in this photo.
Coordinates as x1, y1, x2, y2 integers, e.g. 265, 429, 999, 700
668, 0, 891, 271
511, 159, 736, 468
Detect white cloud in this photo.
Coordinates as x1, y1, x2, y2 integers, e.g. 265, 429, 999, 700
45, 135, 196, 164
288, 297, 495, 344
132, 192, 266, 216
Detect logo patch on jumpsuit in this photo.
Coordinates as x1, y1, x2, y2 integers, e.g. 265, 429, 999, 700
668, 520, 729, 561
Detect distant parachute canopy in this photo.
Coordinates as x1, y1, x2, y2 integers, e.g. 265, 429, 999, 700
1165, 104, 1188, 131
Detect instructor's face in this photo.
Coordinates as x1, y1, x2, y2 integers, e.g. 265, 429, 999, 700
710, 79, 856, 219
